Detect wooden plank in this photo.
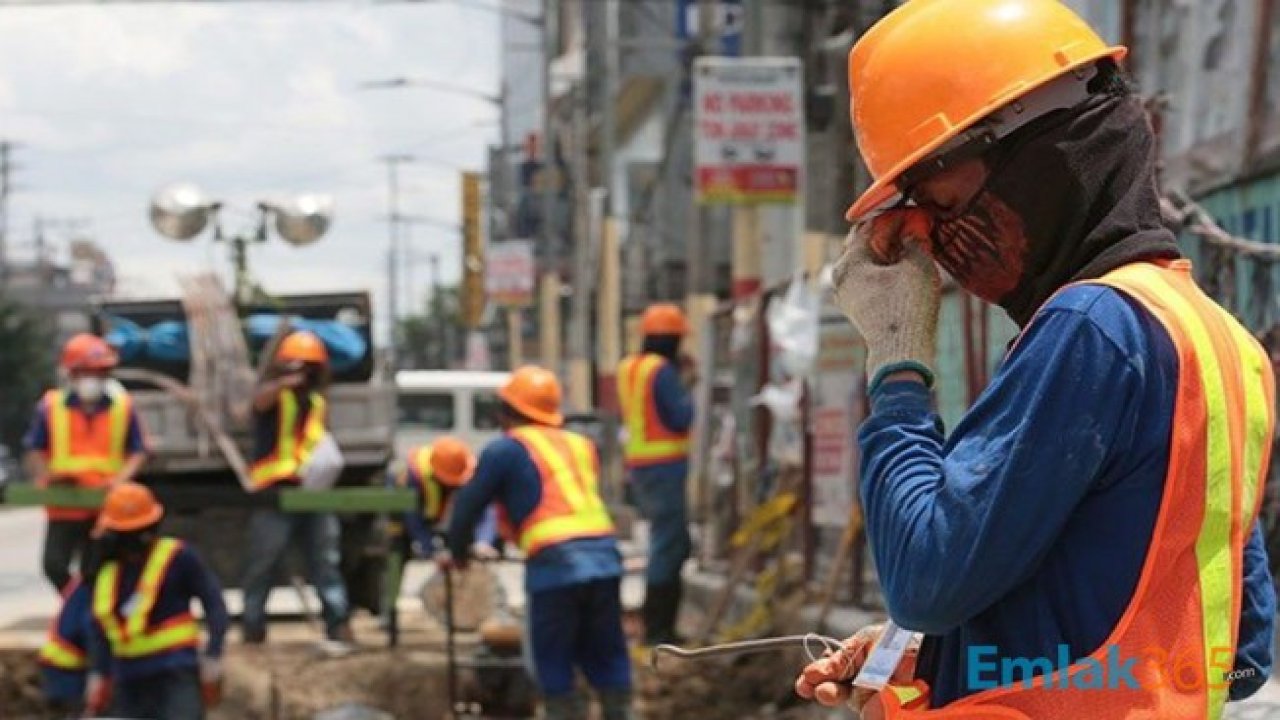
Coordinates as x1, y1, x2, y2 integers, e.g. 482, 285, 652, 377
2, 486, 106, 508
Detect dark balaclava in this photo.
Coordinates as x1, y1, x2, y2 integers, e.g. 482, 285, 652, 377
642, 335, 681, 362
926, 65, 1182, 327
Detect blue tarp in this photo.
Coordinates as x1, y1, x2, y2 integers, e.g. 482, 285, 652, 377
106, 314, 368, 372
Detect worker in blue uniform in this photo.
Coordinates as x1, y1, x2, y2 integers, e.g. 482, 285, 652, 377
37, 574, 93, 718
396, 436, 500, 559
448, 366, 633, 720
616, 303, 695, 645
85, 483, 230, 720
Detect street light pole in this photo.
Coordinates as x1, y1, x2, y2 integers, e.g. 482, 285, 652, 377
381, 153, 415, 366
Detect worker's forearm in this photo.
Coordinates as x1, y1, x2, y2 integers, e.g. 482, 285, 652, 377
26, 452, 48, 483
114, 453, 147, 484
252, 381, 284, 412
1230, 521, 1275, 700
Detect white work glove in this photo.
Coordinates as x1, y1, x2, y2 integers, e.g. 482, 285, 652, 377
84, 672, 112, 716
794, 623, 921, 713
832, 209, 940, 391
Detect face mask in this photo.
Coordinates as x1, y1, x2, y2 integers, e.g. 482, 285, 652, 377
75, 377, 106, 403
928, 189, 1031, 305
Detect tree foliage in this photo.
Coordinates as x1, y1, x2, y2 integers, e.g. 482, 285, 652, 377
0, 293, 54, 453
396, 284, 462, 370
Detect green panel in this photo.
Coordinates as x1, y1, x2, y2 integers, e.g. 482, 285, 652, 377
279, 487, 417, 513
2, 485, 106, 508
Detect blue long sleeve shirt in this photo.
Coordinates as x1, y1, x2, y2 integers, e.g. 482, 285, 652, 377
447, 433, 622, 593
859, 284, 1275, 706
41, 579, 92, 702
87, 542, 230, 681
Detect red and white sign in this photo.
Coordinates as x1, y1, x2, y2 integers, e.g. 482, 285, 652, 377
694, 57, 804, 204
485, 239, 535, 307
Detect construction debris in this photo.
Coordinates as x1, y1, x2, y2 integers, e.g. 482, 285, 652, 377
0, 650, 55, 720
638, 648, 818, 720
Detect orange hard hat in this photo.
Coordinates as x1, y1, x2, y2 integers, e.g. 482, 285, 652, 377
498, 366, 564, 427
95, 483, 164, 534
846, 0, 1127, 220
429, 436, 477, 487
641, 304, 690, 336
61, 333, 118, 372
276, 330, 329, 366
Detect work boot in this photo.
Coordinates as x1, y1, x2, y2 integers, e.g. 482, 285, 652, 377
598, 689, 635, 720
543, 693, 586, 720
643, 582, 685, 645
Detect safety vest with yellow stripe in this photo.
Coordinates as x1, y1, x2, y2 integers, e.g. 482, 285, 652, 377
617, 353, 690, 468
507, 425, 616, 557
92, 538, 201, 661
250, 390, 326, 491
870, 260, 1275, 719
399, 447, 452, 523
38, 578, 88, 672
44, 389, 133, 520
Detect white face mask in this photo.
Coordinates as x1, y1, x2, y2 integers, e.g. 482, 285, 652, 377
75, 377, 105, 403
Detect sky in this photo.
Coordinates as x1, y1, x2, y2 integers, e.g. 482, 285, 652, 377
0, 0, 503, 338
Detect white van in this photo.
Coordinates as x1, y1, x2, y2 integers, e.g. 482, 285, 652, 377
394, 370, 511, 457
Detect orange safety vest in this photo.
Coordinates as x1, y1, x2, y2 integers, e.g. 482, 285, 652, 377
401, 447, 450, 522
508, 425, 616, 557
38, 578, 88, 672
870, 261, 1275, 720
92, 538, 201, 660
44, 389, 132, 520
249, 390, 326, 491
617, 353, 690, 468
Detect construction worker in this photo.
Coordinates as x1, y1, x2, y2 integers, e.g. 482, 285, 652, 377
617, 303, 695, 644
38, 573, 93, 718
795, 2, 1275, 718
24, 332, 149, 593
447, 366, 633, 720
397, 435, 500, 557
242, 330, 352, 644
85, 483, 228, 720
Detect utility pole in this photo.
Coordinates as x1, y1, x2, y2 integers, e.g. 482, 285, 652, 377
596, 0, 622, 412
566, 14, 594, 412
539, 0, 561, 373
0, 141, 16, 278
685, 0, 720, 368
380, 153, 414, 366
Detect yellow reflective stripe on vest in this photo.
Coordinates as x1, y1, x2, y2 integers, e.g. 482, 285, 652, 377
511, 427, 614, 552
47, 390, 129, 475
1217, 308, 1275, 522
619, 355, 690, 463
251, 391, 326, 488
39, 637, 87, 670
93, 538, 200, 659
1102, 263, 1259, 717
412, 447, 444, 520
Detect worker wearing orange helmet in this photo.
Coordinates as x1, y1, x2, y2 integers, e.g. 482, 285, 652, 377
617, 303, 695, 644
796, 1, 1275, 718
241, 330, 351, 645
84, 483, 228, 720
394, 436, 499, 558
447, 366, 633, 720
24, 332, 150, 593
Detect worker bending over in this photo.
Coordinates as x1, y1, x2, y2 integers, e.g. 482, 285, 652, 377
618, 303, 695, 645
448, 366, 633, 720
38, 573, 93, 718
243, 330, 352, 644
396, 436, 499, 558
796, 2, 1275, 718
86, 483, 228, 720
25, 333, 149, 593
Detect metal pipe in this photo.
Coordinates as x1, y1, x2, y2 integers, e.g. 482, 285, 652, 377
649, 634, 845, 673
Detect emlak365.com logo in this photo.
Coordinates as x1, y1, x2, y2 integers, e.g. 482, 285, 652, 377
967, 645, 1256, 692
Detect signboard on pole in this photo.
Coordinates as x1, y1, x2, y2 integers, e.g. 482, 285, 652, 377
693, 57, 803, 205
486, 239, 535, 307
460, 171, 486, 329
676, 0, 743, 56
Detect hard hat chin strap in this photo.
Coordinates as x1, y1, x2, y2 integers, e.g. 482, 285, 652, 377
890, 64, 1099, 201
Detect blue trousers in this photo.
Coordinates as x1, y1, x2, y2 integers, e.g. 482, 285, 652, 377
241, 508, 350, 638
526, 577, 632, 696
631, 464, 691, 585
114, 667, 204, 720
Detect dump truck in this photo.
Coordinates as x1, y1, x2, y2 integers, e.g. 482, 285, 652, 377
91, 285, 396, 614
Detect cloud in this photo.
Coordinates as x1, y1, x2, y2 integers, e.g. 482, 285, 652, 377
0, 2, 500, 341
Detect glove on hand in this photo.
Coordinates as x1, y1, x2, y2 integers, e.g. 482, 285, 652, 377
84, 672, 111, 717
832, 209, 940, 391
794, 623, 921, 713
200, 657, 224, 708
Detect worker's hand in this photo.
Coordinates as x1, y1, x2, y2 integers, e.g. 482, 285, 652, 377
433, 549, 463, 572
794, 624, 920, 712
678, 354, 699, 388
200, 657, 224, 708
470, 542, 500, 561
83, 672, 111, 717
832, 210, 940, 390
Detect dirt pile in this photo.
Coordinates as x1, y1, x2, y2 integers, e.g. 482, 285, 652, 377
637, 648, 820, 720
0, 649, 61, 720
